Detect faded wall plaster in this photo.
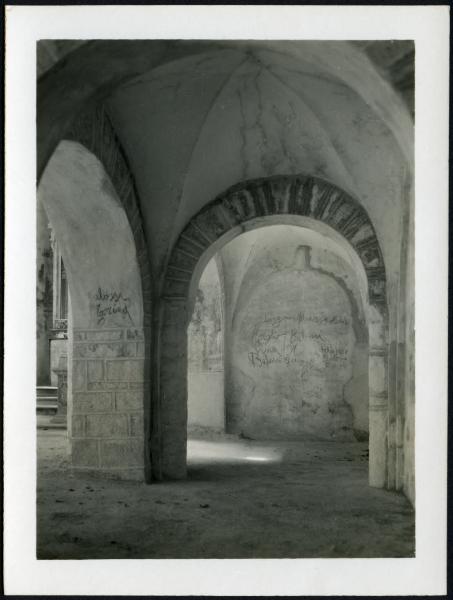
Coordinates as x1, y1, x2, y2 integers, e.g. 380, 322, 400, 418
220, 227, 368, 441
187, 258, 225, 430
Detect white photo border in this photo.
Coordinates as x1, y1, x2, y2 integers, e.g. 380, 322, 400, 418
4, 5, 449, 596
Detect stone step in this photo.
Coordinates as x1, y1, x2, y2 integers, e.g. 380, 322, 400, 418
37, 383, 58, 410
37, 409, 58, 416
37, 386, 58, 398
37, 403, 58, 410
36, 397, 58, 415
37, 396, 58, 404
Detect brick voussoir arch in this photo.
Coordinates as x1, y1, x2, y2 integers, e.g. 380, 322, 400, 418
164, 175, 386, 309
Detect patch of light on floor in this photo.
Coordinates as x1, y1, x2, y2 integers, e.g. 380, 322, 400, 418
187, 439, 283, 465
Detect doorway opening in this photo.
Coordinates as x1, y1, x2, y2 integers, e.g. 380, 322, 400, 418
186, 223, 370, 478
161, 175, 389, 486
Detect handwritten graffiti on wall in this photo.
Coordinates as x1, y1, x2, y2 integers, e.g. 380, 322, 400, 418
94, 287, 134, 326
247, 311, 350, 369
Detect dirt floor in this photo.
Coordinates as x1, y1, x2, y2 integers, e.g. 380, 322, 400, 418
37, 430, 415, 559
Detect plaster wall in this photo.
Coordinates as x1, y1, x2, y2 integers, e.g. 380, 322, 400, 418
221, 226, 368, 441
187, 258, 224, 431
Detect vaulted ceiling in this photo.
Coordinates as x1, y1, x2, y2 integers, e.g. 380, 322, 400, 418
37, 40, 414, 283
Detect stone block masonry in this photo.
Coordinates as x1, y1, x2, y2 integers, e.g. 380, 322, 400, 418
71, 327, 147, 479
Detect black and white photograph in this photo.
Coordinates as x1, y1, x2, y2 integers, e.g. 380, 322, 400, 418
4, 5, 448, 596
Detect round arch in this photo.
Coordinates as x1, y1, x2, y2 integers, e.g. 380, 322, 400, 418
38, 125, 153, 481
158, 174, 390, 488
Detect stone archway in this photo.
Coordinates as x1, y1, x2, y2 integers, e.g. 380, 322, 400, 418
159, 174, 390, 488
38, 117, 153, 482
64, 106, 154, 480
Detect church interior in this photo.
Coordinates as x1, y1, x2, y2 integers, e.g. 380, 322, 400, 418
36, 39, 415, 558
